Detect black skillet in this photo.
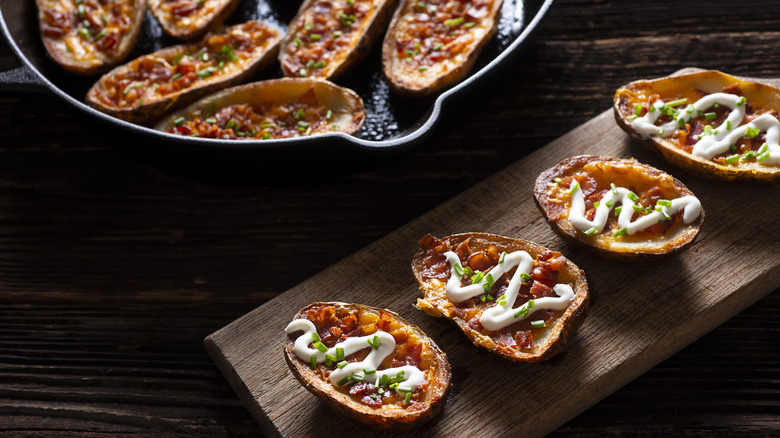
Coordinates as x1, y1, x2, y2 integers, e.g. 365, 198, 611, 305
0, 0, 553, 162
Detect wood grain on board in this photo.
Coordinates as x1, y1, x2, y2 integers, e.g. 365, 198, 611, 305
205, 75, 780, 437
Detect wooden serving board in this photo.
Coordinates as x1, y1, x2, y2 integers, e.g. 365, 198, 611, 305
205, 72, 780, 437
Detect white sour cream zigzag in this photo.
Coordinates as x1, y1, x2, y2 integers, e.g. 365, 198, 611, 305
567, 183, 702, 235
443, 251, 574, 332
285, 319, 426, 395
631, 92, 780, 165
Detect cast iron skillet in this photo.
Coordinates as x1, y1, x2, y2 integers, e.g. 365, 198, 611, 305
0, 0, 553, 159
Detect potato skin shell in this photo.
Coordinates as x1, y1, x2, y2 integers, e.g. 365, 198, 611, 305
614, 70, 780, 182
36, 0, 146, 76
412, 233, 589, 362
381, 0, 503, 97
85, 22, 281, 126
533, 155, 705, 262
284, 302, 451, 431
279, 0, 398, 79
149, 0, 241, 40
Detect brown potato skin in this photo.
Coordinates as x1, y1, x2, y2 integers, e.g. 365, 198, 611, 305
149, 0, 241, 40
154, 78, 366, 137
412, 233, 589, 362
279, 0, 398, 79
85, 22, 281, 126
381, 0, 503, 97
36, 0, 146, 76
534, 155, 705, 262
284, 302, 451, 431
614, 70, 780, 182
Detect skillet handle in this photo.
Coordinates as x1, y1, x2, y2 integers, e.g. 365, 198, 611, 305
0, 53, 47, 95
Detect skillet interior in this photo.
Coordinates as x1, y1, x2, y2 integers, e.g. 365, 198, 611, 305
0, 0, 548, 152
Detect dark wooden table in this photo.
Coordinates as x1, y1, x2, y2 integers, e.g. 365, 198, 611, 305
1, 1, 778, 436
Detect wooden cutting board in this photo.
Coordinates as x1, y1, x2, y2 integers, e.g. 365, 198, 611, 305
204, 70, 780, 437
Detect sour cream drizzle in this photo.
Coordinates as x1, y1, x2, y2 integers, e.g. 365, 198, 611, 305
285, 319, 426, 395
567, 183, 701, 235
632, 92, 780, 165
443, 251, 574, 332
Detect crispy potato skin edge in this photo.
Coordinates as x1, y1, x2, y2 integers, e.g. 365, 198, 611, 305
411, 233, 589, 362
283, 302, 451, 431
150, 0, 242, 40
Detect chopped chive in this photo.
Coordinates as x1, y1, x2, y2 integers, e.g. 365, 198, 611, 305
199, 51, 209, 62
658, 128, 665, 136
554, 177, 563, 184
311, 355, 317, 369
485, 273, 495, 287
389, 382, 399, 390
295, 109, 306, 119
736, 96, 746, 106
314, 341, 328, 352
528, 300, 535, 309
331, 31, 342, 38
627, 191, 639, 202
397, 387, 412, 393
758, 143, 769, 155
666, 98, 687, 107
377, 387, 384, 394
262, 132, 272, 140
418, 66, 429, 71
613, 227, 628, 237
325, 109, 332, 121
77, 27, 90, 39
606, 199, 615, 208
704, 112, 716, 120
304, 23, 312, 30
725, 154, 740, 164
486, 294, 494, 301
499, 252, 507, 264
443, 17, 464, 26
568, 181, 580, 195
582, 227, 599, 236
364, 367, 376, 375
741, 151, 756, 161
314, 61, 327, 68
656, 199, 672, 207
649, 105, 656, 112
662, 210, 672, 220
463, 266, 474, 276
615, 206, 622, 215
325, 353, 337, 362
611, 183, 618, 194
726, 120, 733, 130
294, 38, 302, 47
593, 201, 600, 208
305, 60, 314, 68
336, 347, 344, 360
714, 102, 719, 108
433, 43, 443, 51
757, 151, 771, 162
404, 392, 412, 403
173, 116, 186, 126
297, 121, 310, 128
299, 68, 307, 77
480, 295, 486, 302
520, 272, 532, 281
471, 271, 484, 283
381, 374, 389, 387
337, 360, 348, 369
310, 34, 322, 41
634, 104, 642, 116
497, 296, 507, 306
453, 263, 464, 277
196, 66, 217, 78
482, 283, 491, 292
464, 22, 475, 28
531, 320, 547, 328
632, 204, 643, 213
729, 143, 737, 153
337, 376, 350, 386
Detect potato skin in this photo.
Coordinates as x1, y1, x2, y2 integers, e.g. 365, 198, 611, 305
614, 70, 780, 182
36, 0, 146, 75
85, 21, 281, 126
149, 0, 241, 40
412, 233, 589, 362
279, 0, 398, 79
381, 0, 503, 97
284, 302, 451, 431
534, 155, 704, 262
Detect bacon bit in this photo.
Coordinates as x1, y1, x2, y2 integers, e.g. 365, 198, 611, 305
455, 239, 471, 261
546, 201, 566, 222
496, 329, 517, 348
721, 83, 743, 95
405, 343, 422, 367
530, 281, 556, 299
687, 120, 703, 147
532, 261, 558, 288
348, 382, 383, 407
468, 251, 494, 272
467, 318, 483, 332
376, 312, 395, 331
514, 330, 534, 350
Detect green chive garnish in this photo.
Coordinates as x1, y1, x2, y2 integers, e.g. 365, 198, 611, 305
314, 341, 328, 352
520, 272, 531, 281
497, 296, 507, 306
404, 393, 412, 403
531, 320, 546, 328
337, 360, 348, 369
757, 151, 770, 162
337, 376, 350, 386
634, 104, 642, 116
364, 367, 376, 374
568, 181, 580, 195
311, 355, 317, 369
615, 206, 622, 215
606, 199, 615, 208
443, 17, 464, 26
704, 112, 716, 120
310, 34, 322, 41
336, 347, 344, 360
471, 271, 484, 283
485, 273, 495, 287
666, 98, 687, 107
736, 96, 746, 106
725, 154, 740, 164
582, 227, 599, 236
433, 43, 443, 51
499, 252, 507, 264
726, 120, 733, 130
613, 227, 628, 237
611, 183, 618, 195
205, 117, 217, 124
325, 353, 337, 362
173, 116, 186, 126
593, 201, 600, 208
758, 143, 769, 155
627, 192, 639, 202
632, 204, 643, 213
453, 263, 464, 277
729, 143, 737, 153
554, 177, 563, 184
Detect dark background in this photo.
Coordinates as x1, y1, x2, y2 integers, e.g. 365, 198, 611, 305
1, 0, 779, 436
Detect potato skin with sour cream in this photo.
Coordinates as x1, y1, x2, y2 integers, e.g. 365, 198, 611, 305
412, 233, 589, 362
534, 155, 705, 261
284, 302, 451, 431
382, 0, 503, 96
614, 70, 780, 181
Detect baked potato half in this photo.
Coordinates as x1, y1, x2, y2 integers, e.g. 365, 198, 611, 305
149, 0, 241, 40
155, 78, 366, 139
279, 0, 397, 79
614, 70, 780, 181
412, 233, 588, 362
284, 302, 451, 431
382, 0, 503, 97
534, 155, 704, 261
86, 21, 281, 125
36, 0, 146, 75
